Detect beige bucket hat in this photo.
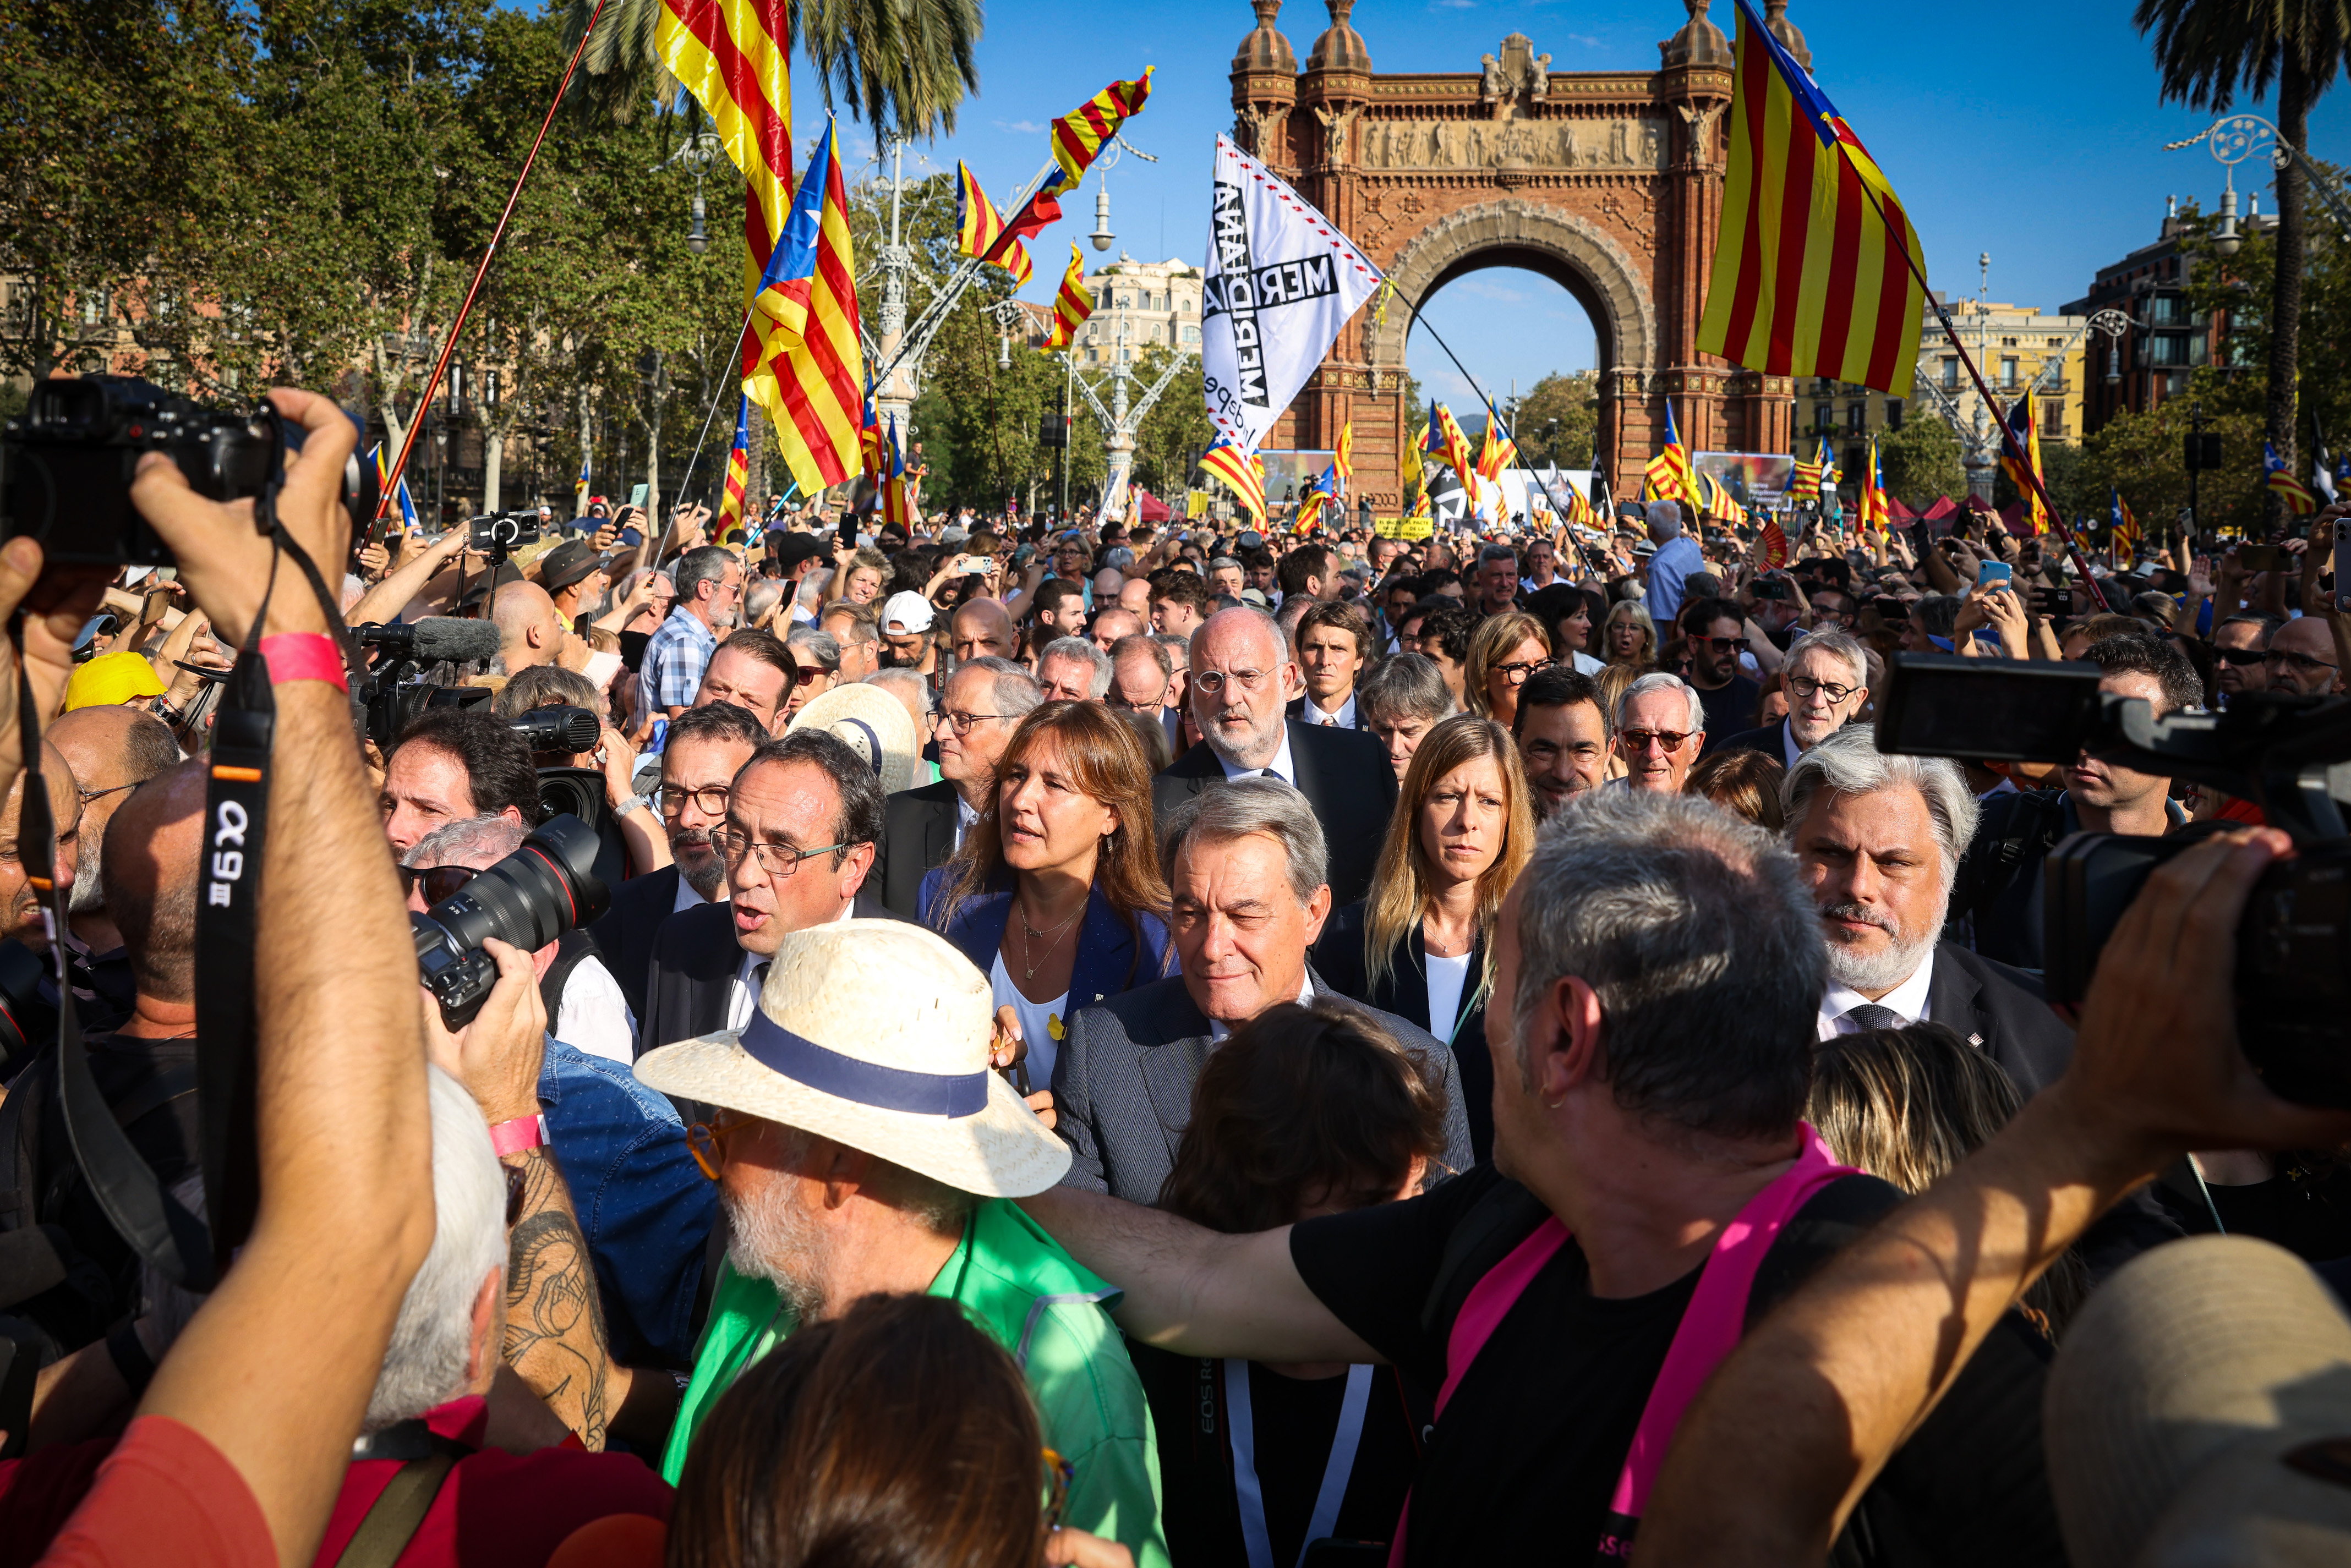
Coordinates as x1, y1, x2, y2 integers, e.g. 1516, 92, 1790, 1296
633, 918, 1069, 1198
788, 680, 921, 794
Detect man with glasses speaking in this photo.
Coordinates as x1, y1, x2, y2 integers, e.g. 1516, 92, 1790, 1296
1708, 630, 1872, 766
1152, 607, 1397, 907
638, 730, 901, 1058
874, 657, 1043, 918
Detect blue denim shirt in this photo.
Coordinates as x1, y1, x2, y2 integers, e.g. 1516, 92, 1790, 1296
538, 1037, 715, 1368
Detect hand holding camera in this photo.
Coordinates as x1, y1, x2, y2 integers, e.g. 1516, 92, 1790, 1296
420, 936, 546, 1126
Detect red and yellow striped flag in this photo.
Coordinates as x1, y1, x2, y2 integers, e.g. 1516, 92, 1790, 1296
1698, 0, 1928, 398
719, 394, 750, 532
654, 0, 794, 310
953, 161, 1033, 286
1859, 434, 1889, 532
1043, 245, 1094, 352
1643, 404, 1698, 510
1424, 402, 1478, 486
1201, 437, 1266, 520
881, 416, 915, 529
1475, 403, 1518, 482
2000, 393, 2049, 535
1334, 420, 1354, 484
1051, 69, 1155, 190
744, 119, 864, 495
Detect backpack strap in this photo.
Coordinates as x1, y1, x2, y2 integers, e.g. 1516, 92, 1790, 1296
537, 929, 598, 1028
334, 1422, 474, 1568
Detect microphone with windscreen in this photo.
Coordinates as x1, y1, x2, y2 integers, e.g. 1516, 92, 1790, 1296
356, 617, 502, 666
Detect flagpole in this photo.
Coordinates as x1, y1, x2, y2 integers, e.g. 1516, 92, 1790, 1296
373, 0, 613, 525
1812, 142, 2112, 610
1383, 292, 1583, 533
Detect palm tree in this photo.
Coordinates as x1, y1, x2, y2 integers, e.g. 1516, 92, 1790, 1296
562, 0, 981, 140
2136, 0, 2351, 514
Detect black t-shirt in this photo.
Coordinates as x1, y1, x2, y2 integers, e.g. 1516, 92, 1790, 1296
1130, 1341, 1421, 1568
1288, 1164, 2065, 1568
1693, 673, 1761, 737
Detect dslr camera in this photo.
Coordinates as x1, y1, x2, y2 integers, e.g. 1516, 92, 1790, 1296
1876, 654, 2351, 1104
1, 375, 378, 566
411, 814, 611, 1029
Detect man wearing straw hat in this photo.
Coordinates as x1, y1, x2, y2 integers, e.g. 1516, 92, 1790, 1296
637, 917, 1171, 1568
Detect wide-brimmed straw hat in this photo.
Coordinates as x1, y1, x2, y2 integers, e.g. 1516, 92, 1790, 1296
788, 681, 920, 793
633, 919, 1069, 1198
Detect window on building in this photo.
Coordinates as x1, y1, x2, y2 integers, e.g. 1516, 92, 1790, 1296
485, 368, 501, 407
2148, 294, 2183, 325
1120, 348, 1131, 363
2000, 357, 2019, 387
2040, 400, 2063, 436
78, 290, 111, 326
1886, 399, 1905, 431
2002, 337, 2018, 348
2148, 333, 2188, 365
1845, 404, 1865, 432
1942, 358, 1959, 390
1182, 325, 1200, 343
1086, 348, 1099, 363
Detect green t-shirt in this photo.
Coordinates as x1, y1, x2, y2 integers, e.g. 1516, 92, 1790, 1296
662, 1197, 1170, 1568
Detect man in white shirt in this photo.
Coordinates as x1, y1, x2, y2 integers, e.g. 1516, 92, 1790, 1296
1288, 600, 1371, 730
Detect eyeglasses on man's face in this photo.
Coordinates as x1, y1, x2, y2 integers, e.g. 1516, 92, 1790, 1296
2266, 648, 2341, 675
661, 784, 731, 819
713, 828, 857, 876
397, 864, 479, 904
1786, 675, 1857, 704
1620, 728, 1693, 754
934, 708, 1007, 736
1192, 668, 1270, 696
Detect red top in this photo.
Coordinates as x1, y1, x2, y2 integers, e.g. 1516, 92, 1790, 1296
2215, 794, 2268, 826
4, 1400, 671, 1568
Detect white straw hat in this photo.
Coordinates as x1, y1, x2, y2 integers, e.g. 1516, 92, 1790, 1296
787, 680, 921, 794
633, 919, 1069, 1198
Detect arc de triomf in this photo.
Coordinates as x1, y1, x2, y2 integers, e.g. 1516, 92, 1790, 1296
1229, 0, 1813, 508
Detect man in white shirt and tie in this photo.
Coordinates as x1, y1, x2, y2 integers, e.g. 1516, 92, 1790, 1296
1288, 601, 1371, 731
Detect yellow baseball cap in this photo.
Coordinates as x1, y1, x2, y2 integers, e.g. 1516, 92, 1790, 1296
64, 651, 168, 712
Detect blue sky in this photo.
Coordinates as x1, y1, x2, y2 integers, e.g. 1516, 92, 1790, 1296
737, 0, 2351, 408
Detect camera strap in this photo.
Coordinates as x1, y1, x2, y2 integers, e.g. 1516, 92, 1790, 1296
193, 488, 363, 1274
10, 631, 215, 1291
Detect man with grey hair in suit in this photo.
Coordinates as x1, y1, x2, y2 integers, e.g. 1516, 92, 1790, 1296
1049, 777, 1475, 1203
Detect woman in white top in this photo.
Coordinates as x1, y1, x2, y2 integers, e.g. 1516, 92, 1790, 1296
921, 701, 1172, 1099
1309, 714, 1536, 1164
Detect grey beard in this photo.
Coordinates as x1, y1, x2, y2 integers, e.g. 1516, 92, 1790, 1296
1821, 913, 1938, 996
68, 837, 103, 918
721, 1180, 829, 1325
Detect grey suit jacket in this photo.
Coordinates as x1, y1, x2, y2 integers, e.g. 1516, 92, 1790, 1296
1050, 970, 1477, 1204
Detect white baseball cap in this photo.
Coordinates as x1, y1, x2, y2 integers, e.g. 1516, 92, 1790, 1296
881, 589, 936, 634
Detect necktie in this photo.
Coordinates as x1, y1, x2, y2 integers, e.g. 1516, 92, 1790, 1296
1260, 768, 1282, 781
1841, 1002, 1903, 1032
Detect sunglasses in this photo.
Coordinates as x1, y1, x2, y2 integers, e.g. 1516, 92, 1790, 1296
2213, 646, 2268, 667
397, 864, 478, 904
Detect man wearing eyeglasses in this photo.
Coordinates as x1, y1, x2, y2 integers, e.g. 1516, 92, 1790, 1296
1707, 632, 1871, 767
2262, 614, 2347, 697
638, 730, 899, 1059
47, 704, 183, 1025
1151, 607, 1397, 907
1677, 597, 1760, 739
1611, 673, 1707, 794
584, 702, 768, 1022
874, 659, 1043, 919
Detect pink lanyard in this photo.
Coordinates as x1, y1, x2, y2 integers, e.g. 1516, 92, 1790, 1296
1386, 1130, 1854, 1568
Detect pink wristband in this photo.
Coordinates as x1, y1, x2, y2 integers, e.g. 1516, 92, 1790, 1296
257, 633, 349, 693
488, 1115, 545, 1156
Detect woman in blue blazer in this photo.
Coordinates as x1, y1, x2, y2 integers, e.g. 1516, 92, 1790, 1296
922, 700, 1173, 1096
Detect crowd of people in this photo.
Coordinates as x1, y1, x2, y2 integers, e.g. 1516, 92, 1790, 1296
2, 390, 2349, 1568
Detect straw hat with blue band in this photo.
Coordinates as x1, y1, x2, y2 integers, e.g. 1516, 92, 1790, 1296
787, 681, 921, 794
633, 919, 1070, 1198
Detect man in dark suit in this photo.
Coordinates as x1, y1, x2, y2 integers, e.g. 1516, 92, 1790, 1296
638, 728, 896, 1058
1053, 779, 1474, 1203
1286, 600, 1375, 731
1153, 607, 1397, 908
1704, 629, 1870, 765
1787, 727, 2178, 1269
872, 657, 1040, 919
584, 701, 767, 1020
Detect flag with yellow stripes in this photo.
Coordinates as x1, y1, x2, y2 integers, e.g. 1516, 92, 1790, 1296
1643, 404, 1698, 510
1475, 402, 1518, 482
1697, 0, 1928, 398
953, 161, 1033, 286
1044, 245, 1094, 352
1424, 402, 1478, 486
1201, 436, 1266, 520
654, 0, 795, 311
1051, 69, 1154, 190
743, 119, 864, 495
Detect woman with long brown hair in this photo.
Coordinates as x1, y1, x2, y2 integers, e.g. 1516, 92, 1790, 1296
1462, 610, 1552, 727
924, 700, 1172, 1096
1310, 714, 1535, 1163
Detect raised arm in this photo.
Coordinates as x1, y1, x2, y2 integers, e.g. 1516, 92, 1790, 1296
1019, 1186, 1378, 1365
1638, 829, 2351, 1568
346, 524, 470, 628
114, 390, 435, 1567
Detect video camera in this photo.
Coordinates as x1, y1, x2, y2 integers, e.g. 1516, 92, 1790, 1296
1, 376, 379, 566
411, 814, 610, 1029
1876, 653, 2351, 1104
352, 617, 502, 748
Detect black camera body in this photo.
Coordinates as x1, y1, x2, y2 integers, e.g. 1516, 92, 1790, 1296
0, 376, 378, 567
410, 815, 610, 1029
1876, 653, 2351, 1103
471, 511, 541, 556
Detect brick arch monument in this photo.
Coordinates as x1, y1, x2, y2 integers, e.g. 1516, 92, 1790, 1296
1229, 0, 1812, 511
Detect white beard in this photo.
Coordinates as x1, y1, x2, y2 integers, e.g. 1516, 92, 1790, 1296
721, 1176, 830, 1324
1822, 919, 1938, 996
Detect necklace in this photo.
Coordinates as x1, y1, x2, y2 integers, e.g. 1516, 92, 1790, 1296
1015, 897, 1084, 983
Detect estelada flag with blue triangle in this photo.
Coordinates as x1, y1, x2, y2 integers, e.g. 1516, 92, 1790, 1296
858, 377, 888, 481
2267, 441, 2319, 514
1334, 420, 1354, 487
744, 117, 864, 495
1643, 404, 1697, 509
2109, 486, 2141, 557
1424, 402, 1478, 486
1475, 402, 1518, 482
881, 416, 915, 529
2000, 392, 2049, 535
1201, 435, 1267, 520
719, 394, 751, 532
953, 161, 1034, 286
1859, 434, 1890, 532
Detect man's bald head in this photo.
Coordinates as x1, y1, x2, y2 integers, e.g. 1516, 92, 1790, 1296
491, 581, 564, 672
48, 704, 181, 916
102, 759, 206, 1002
950, 597, 1015, 663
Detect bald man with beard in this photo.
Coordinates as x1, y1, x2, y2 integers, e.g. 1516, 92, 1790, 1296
491, 579, 566, 673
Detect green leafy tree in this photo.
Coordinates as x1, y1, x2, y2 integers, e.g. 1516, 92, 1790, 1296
1513, 371, 1600, 468
2136, 0, 2351, 505
1131, 346, 1213, 499
1878, 413, 1966, 507
2078, 387, 2266, 539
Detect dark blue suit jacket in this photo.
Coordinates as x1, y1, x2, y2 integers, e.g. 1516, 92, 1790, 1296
919, 872, 1175, 1015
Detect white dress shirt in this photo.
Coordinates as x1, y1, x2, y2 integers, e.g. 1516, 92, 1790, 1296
1301, 692, 1357, 730
673, 874, 710, 915
554, 954, 640, 1067
725, 901, 859, 1030
1816, 951, 1937, 1040
1210, 974, 1314, 1043
1216, 726, 1298, 786
954, 793, 981, 853
1781, 720, 1802, 770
